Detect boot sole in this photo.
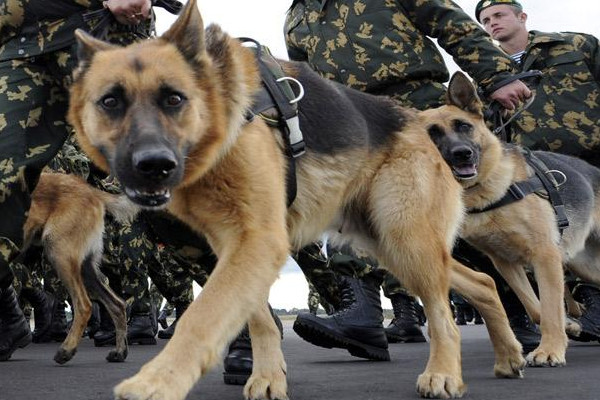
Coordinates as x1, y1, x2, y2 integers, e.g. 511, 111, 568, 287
293, 319, 390, 361
128, 337, 157, 345
0, 331, 32, 361
223, 372, 250, 385
386, 333, 427, 344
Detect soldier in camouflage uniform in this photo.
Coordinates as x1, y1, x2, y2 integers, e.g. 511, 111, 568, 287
476, 0, 600, 342
0, 0, 157, 361
285, 0, 533, 360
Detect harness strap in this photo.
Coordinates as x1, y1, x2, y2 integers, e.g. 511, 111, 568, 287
238, 38, 305, 207
468, 149, 569, 234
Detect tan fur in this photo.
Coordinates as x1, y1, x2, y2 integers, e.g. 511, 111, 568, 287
24, 172, 137, 364
420, 72, 571, 367
66, 3, 523, 399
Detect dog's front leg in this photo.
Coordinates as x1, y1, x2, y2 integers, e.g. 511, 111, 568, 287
244, 304, 288, 400
113, 238, 288, 400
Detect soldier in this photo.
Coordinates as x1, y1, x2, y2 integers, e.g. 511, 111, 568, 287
285, 0, 533, 361
476, 0, 600, 341
0, 0, 169, 361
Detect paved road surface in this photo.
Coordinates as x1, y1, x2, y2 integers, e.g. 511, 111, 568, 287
1, 321, 599, 400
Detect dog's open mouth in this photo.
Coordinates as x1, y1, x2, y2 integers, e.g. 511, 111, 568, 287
124, 187, 171, 207
452, 163, 478, 180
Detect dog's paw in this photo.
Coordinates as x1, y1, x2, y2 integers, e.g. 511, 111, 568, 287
526, 348, 566, 367
106, 348, 128, 363
54, 347, 77, 364
114, 372, 187, 400
243, 368, 288, 400
416, 372, 465, 399
494, 352, 526, 378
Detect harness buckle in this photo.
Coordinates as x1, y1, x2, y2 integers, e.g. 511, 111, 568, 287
286, 115, 305, 157
508, 184, 526, 201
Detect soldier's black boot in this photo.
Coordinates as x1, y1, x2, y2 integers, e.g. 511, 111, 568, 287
472, 308, 484, 325
455, 305, 467, 326
293, 274, 390, 361
21, 287, 56, 343
127, 312, 157, 345
46, 300, 68, 342
571, 284, 600, 342
93, 304, 116, 347
157, 307, 171, 330
157, 303, 188, 340
0, 285, 32, 361
504, 295, 540, 353
223, 307, 283, 385
385, 293, 427, 343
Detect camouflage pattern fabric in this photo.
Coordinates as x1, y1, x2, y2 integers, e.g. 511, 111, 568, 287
284, 0, 517, 109
511, 31, 600, 167
0, 0, 154, 286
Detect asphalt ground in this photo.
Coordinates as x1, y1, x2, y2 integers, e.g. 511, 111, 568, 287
1, 321, 599, 400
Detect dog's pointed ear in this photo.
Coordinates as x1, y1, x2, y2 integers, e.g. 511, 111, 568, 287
447, 72, 484, 116
74, 29, 115, 65
161, 0, 206, 63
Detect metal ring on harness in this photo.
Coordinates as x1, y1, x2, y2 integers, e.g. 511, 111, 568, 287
276, 76, 305, 104
546, 170, 567, 188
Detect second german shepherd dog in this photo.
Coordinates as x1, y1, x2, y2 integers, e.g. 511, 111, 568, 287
67, 1, 525, 399
425, 71, 600, 368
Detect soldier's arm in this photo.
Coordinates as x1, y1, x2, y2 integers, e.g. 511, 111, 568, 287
580, 33, 600, 82
400, 0, 517, 96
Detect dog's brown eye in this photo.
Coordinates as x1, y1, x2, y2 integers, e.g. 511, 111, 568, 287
454, 120, 473, 134
100, 96, 119, 109
166, 94, 184, 107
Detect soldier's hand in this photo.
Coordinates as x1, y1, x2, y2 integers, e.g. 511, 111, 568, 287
489, 80, 532, 111
103, 0, 151, 25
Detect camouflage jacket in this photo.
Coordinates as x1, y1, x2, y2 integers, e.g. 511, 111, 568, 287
511, 30, 600, 166
284, 0, 516, 109
0, 0, 152, 61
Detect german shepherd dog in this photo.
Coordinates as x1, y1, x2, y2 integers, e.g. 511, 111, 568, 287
23, 172, 137, 364
425, 71, 600, 368
67, 1, 525, 398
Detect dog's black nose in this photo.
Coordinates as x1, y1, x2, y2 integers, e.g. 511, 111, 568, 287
451, 145, 474, 162
132, 148, 178, 181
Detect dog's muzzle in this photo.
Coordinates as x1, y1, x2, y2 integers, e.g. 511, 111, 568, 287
450, 145, 478, 180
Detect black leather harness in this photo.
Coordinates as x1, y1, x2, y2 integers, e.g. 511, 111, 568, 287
238, 38, 305, 207
468, 148, 569, 234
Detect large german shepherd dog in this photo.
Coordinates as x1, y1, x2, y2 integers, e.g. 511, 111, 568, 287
23, 172, 138, 364
67, 1, 525, 398
425, 71, 600, 368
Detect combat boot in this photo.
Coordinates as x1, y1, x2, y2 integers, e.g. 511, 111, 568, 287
93, 305, 116, 347
127, 312, 157, 345
223, 307, 283, 385
0, 285, 32, 361
472, 308, 484, 325
455, 305, 467, 326
293, 274, 390, 361
21, 287, 56, 343
157, 303, 188, 340
46, 300, 68, 342
504, 295, 540, 353
571, 284, 600, 342
385, 293, 426, 343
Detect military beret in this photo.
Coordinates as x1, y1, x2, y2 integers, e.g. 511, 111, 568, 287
475, 0, 523, 22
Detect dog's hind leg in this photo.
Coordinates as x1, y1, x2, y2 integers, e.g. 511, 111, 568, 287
244, 303, 287, 400
45, 244, 93, 365
81, 252, 129, 362
450, 261, 525, 378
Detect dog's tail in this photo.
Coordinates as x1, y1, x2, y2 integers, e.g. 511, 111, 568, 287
101, 192, 140, 223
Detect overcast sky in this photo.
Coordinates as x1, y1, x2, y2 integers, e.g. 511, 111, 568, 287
155, 1, 600, 309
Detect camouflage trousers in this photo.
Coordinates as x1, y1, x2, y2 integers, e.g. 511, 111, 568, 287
0, 48, 79, 287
